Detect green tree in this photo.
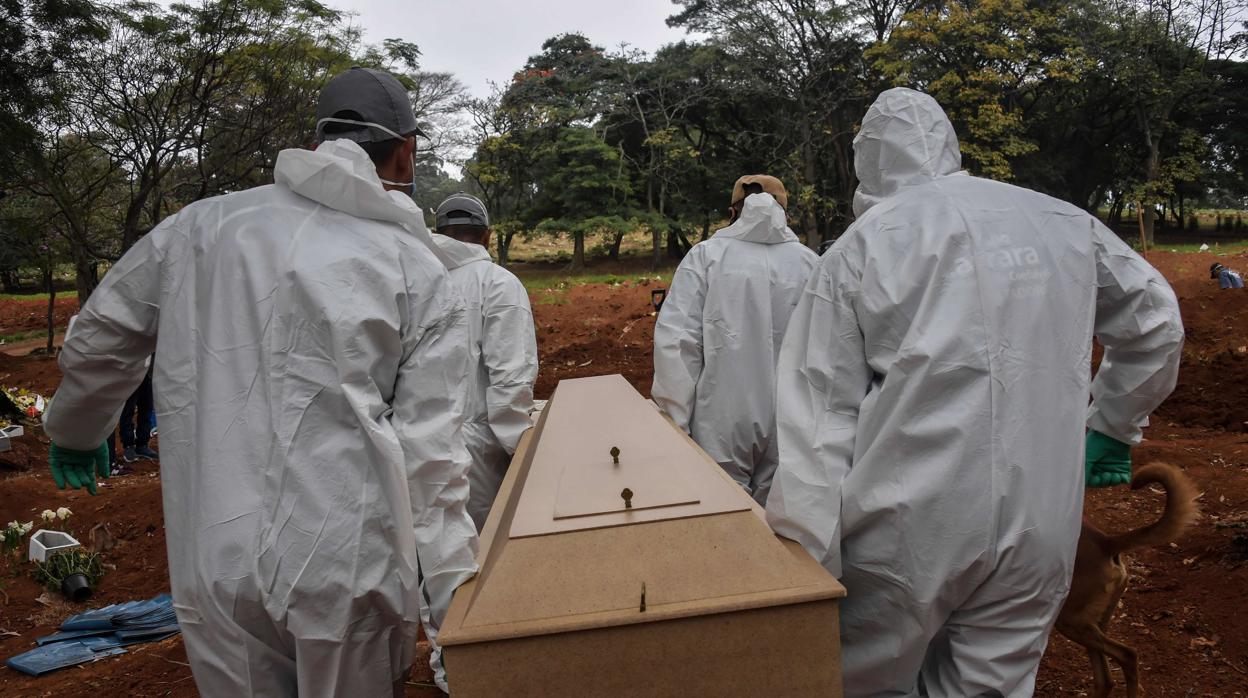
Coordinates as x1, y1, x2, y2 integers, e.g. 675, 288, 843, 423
669, 0, 868, 247
0, 0, 105, 180
1205, 59, 1248, 203
0, 191, 75, 352
14, 0, 361, 301
463, 34, 619, 266
607, 43, 719, 267
532, 127, 633, 272
870, 0, 1094, 181
461, 89, 543, 266
1099, 0, 1243, 244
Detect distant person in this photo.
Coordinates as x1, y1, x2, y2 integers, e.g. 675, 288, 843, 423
766, 88, 1184, 696
112, 361, 156, 470
653, 175, 818, 505
431, 192, 538, 531
43, 67, 478, 697
1211, 262, 1244, 289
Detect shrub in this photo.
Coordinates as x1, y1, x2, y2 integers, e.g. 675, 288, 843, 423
31, 549, 103, 592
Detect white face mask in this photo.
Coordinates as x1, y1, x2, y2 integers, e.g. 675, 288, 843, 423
378, 155, 418, 199
316, 117, 417, 197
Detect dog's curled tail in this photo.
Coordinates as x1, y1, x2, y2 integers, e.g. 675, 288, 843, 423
1106, 462, 1201, 556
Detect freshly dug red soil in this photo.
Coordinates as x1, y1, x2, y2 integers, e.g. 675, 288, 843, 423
1146, 251, 1248, 433
532, 279, 659, 400
1, 250, 1246, 696
0, 296, 78, 337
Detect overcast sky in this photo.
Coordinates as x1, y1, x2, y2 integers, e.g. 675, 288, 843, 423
338, 0, 696, 97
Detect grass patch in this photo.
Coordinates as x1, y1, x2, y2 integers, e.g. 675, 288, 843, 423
516, 271, 671, 294
533, 293, 571, 306
1151, 241, 1248, 254
0, 326, 64, 345
0, 290, 79, 302
516, 269, 671, 308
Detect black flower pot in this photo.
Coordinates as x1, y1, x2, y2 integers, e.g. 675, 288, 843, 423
60, 573, 92, 602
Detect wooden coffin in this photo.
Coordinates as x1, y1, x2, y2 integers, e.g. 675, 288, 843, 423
438, 374, 845, 696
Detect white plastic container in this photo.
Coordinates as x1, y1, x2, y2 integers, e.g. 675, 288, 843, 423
28, 529, 81, 563
0, 424, 25, 453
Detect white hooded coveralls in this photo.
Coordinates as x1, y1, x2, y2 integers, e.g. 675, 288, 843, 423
765, 88, 1184, 697
653, 193, 818, 505
42, 139, 479, 697
432, 234, 538, 531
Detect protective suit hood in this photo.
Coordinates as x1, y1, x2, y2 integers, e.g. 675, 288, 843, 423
852, 87, 963, 217
715, 193, 798, 245
433, 233, 492, 270
767, 139, 1182, 694
274, 139, 454, 267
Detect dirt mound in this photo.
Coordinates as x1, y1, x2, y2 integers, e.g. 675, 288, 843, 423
1146, 251, 1248, 431
0, 455, 186, 697
533, 281, 658, 399
0, 354, 65, 397
1161, 351, 1248, 431
0, 296, 78, 337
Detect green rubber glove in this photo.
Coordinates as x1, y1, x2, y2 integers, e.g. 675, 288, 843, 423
48, 443, 110, 496
1085, 430, 1132, 488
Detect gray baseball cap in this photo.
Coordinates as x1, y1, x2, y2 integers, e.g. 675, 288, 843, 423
435, 193, 490, 228
316, 67, 426, 143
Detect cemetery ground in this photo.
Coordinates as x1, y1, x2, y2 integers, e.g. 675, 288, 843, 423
0, 247, 1246, 696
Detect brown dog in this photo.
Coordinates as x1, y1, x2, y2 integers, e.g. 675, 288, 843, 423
1055, 462, 1200, 697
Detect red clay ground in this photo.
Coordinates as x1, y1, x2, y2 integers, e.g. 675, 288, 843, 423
1, 250, 1247, 696
0, 296, 76, 338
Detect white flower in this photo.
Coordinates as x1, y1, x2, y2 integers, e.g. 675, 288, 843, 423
40, 509, 56, 523
20, 521, 33, 534
56, 507, 71, 520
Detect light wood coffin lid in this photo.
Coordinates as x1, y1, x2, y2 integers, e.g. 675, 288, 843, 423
439, 374, 845, 646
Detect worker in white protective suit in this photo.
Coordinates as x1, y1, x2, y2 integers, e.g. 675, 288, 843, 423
431, 192, 538, 530
765, 87, 1184, 697
418, 192, 537, 689
42, 67, 478, 697
653, 176, 818, 505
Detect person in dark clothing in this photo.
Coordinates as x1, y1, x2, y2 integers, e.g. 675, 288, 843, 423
110, 362, 157, 472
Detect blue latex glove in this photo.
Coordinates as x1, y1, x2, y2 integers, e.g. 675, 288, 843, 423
1085, 430, 1132, 488
48, 443, 110, 495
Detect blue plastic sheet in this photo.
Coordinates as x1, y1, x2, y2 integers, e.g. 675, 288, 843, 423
5, 642, 127, 676
5, 593, 180, 677
59, 594, 175, 631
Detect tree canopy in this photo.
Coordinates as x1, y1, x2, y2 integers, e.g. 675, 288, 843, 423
2, 0, 1246, 291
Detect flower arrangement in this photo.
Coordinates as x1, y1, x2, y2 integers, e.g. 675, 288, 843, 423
30, 504, 95, 599
39, 504, 71, 526
2, 387, 46, 421
2, 520, 35, 599
39, 507, 72, 531
2, 520, 34, 558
